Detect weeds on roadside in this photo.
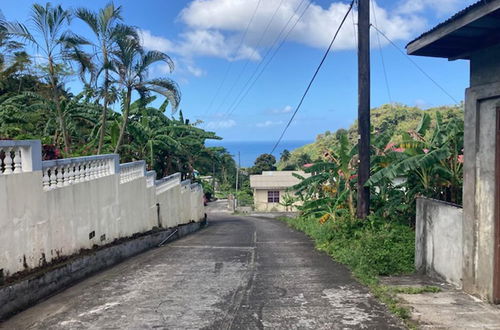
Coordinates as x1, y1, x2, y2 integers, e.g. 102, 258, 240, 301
279, 215, 418, 327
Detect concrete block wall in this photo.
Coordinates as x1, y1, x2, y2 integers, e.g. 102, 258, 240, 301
416, 197, 463, 287
0, 140, 205, 278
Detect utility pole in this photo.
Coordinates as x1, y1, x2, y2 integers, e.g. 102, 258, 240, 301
234, 151, 240, 210
212, 161, 216, 192
357, 0, 370, 219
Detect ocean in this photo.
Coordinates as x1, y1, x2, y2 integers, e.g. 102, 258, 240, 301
205, 140, 311, 168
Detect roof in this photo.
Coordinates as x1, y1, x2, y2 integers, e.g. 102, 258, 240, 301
249, 171, 310, 190
406, 0, 500, 60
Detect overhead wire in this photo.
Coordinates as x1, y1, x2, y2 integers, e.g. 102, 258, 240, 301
350, 1, 357, 46
201, 0, 263, 125
215, 0, 286, 113
270, 0, 356, 154
223, 0, 312, 119
370, 23, 459, 104
370, 0, 393, 106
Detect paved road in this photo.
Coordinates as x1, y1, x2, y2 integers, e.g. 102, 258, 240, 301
1, 209, 402, 329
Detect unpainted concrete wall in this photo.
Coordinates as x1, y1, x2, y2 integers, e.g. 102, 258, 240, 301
0, 164, 204, 278
463, 46, 500, 300
416, 197, 463, 287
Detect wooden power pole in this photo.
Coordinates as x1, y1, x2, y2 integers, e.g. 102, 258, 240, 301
357, 0, 370, 219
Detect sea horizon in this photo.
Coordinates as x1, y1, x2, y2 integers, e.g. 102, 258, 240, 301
205, 139, 312, 168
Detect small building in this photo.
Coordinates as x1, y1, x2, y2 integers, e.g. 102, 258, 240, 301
249, 171, 310, 212
407, 0, 500, 303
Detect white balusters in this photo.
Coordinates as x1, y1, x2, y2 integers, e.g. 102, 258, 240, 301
56, 166, 63, 188
13, 149, 22, 173
50, 167, 57, 187
42, 168, 50, 189
3, 148, 13, 174
119, 161, 145, 184
41, 155, 116, 190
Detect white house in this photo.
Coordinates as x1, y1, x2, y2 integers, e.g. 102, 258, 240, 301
249, 171, 310, 212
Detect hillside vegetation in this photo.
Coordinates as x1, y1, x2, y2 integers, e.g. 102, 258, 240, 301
282, 103, 463, 167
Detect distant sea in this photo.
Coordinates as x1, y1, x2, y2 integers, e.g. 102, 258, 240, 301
205, 140, 311, 168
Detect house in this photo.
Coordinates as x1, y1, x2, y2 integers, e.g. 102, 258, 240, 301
407, 0, 500, 303
249, 171, 310, 212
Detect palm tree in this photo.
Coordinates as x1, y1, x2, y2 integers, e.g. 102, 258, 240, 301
280, 149, 291, 163
75, 3, 137, 154
6, 3, 85, 152
111, 36, 181, 153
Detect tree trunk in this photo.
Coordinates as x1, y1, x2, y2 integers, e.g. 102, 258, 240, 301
49, 58, 70, 153
97, 69, 109, 154
114, 87, 132, 154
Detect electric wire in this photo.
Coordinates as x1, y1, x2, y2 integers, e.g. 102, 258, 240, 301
215, 0, 285, 114
224, 0, 312, 119
270, 0, 355, 154
370, 0, 393, 106
201, 0, 263, 124
350, 1, 357, 47
370, 23, 459, 104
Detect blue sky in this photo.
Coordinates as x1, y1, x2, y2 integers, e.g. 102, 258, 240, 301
1, 0, 476, 142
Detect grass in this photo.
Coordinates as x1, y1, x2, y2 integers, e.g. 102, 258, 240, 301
278, 215, 420, 328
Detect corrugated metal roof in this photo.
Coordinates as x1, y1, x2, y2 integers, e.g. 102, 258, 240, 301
406, 0, 500, 59
250, 171, 310, 189
407, 0, 489, 47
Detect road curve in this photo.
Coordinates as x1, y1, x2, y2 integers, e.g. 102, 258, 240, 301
1, 210, 403, 329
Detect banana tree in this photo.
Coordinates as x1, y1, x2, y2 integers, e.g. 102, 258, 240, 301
367, 112, 464, 203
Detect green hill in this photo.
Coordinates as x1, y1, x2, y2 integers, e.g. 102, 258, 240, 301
281, 103, 463, 168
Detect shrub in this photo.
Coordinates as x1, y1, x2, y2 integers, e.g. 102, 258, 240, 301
280, 215, 415, 279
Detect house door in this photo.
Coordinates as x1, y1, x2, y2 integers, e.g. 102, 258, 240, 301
495, 107, 500, 303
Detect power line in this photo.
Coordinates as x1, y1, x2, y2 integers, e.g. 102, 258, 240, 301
202, 0, 263, 124
270, 0, 355, 155
350, 1, 357, 46
215, 0, 285, 113
224, 0, 311, 119
370, 23, 459, 104
370, 0, 393, 106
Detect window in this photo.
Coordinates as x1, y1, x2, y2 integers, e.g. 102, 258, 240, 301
267, 190, 280, 203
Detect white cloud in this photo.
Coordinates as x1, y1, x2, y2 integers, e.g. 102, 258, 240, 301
139, 0, 474, 77
179, 0, 426, 51
256, 120, 284, 127
206, 119, 236, 129
139, 29, 173, 52
139, 28, 260, 62
396, 0, 476, 16
186, 64, 205, 77
270, 105, 293, 114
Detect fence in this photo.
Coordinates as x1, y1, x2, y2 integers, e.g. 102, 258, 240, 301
0, 140, 204, 278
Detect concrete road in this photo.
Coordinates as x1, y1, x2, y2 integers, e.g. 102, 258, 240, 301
1, 210, 403, 329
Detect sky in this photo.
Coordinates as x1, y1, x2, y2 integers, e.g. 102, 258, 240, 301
1, 0, 477, 142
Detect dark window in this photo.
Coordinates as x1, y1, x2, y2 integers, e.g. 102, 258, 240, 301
267, 190, 280, 203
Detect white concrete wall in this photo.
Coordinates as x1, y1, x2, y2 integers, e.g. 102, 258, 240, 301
0, 140, 205, 277
416, 197, 463, 287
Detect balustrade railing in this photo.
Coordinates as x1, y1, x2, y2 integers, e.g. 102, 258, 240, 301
0, 140, 41, 175
119, 161, 146, 184
1, 140, 202, 197
156, 172, 181, 194
42, 155, 118, 190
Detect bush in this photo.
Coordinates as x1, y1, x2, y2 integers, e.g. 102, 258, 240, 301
280, 215, 415, 279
